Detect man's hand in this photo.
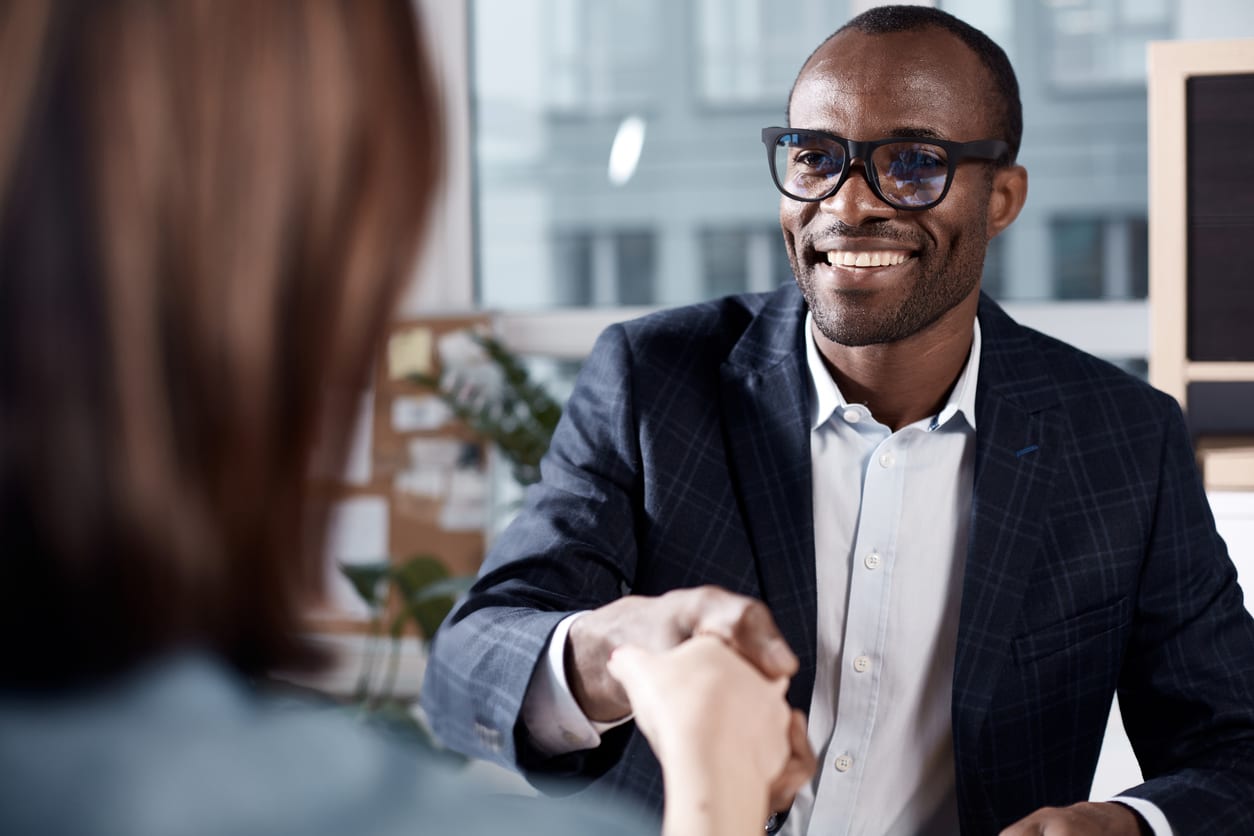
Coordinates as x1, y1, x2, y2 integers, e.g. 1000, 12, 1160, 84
565, 585, 799, 723
768, 708, 818, 816
999, 802, 1147, 835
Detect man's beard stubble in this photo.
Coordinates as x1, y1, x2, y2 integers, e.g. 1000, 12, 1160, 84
790, 231, 987, 348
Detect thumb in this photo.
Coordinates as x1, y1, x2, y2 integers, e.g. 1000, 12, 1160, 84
605, 643, 652, 689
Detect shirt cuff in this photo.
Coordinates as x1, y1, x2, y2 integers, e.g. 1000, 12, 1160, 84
1110, 796, 1173, 836
520, 612, 633, 756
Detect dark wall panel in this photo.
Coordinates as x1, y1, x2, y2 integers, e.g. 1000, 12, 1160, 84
1186, 74, 1254, 362
1186, 381, 1254, 437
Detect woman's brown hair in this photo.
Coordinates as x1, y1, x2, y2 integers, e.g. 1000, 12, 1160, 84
0, 0, 442, 688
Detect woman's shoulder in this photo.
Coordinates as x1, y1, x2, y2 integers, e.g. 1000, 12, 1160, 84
0, 654, 653, 836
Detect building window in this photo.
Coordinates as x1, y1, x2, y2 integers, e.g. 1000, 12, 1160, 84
1050, 216, 1148, 299
980, 234, 1008, 299
546, 0, 660, 113
551, 231, 595, 306
615, 231, 656, 305
551, 229, 657, 306
695, 0, 850, 106
699, 227, 791, 298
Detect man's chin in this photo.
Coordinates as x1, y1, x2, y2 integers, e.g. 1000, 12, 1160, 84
809, 304, 901, 348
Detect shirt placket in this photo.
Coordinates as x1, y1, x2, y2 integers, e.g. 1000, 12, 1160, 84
809, 426, 907, 834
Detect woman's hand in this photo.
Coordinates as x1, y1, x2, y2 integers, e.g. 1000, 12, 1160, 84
607, 635, 815, 836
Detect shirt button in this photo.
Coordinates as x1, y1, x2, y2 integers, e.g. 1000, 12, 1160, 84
834, 754, 854, 772
864, 552, 881, 570
853, 655, 871, 673
879, 451, 895, 468
842, 408, 861, 424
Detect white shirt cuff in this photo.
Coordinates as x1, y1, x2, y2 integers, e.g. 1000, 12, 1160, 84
520, 612, 633, 756
1110, 795, 1173, 836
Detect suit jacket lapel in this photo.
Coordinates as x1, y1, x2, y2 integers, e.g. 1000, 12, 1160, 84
953, 295, 1062, 805
719, 285, 818, 713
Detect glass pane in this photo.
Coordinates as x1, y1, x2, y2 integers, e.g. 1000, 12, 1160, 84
1052, 217, 1104, 299
551, 230, 594, 306
1127, 218, 1149, 299
615, 231, 656, 306
981, 234, 1007, 300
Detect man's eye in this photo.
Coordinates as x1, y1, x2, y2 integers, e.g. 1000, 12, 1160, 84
901, 150, 945, 170
793, 150, 839, 173
884, 148, 946, 180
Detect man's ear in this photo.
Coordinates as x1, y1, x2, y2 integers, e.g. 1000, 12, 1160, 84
987, 164, 1028, 239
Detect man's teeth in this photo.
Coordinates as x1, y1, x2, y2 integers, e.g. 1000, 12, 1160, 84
825, 250, 911, 267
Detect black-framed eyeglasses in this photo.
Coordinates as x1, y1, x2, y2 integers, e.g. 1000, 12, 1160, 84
761, 127, 1010, 211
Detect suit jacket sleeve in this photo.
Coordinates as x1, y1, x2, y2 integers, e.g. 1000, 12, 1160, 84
1115, 396, 1254, 830
420, 323, 643, 781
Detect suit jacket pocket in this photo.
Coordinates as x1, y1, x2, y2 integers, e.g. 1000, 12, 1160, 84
1012, 596, 1131, 665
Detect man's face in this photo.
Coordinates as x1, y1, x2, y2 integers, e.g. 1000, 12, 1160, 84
782, 27, 1018, 347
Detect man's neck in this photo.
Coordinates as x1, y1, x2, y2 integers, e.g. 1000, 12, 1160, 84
812, 295, 978, 432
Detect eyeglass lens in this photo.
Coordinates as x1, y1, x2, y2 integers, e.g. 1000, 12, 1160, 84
773, 133, 950, 208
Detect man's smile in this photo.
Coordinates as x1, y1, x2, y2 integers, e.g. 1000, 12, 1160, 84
824, 249, 914, 268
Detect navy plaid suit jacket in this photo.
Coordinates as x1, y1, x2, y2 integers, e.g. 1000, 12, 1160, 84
422, 284, 1254, 834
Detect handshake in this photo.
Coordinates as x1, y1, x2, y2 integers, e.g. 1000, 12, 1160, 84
568, 587, 817, 836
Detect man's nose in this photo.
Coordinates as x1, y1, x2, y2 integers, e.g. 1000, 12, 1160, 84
819, 160, 897, 225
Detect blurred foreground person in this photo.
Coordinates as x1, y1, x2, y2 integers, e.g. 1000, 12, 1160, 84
0, 3, 806, 835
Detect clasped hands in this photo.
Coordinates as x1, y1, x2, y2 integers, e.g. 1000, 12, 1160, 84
566, 585, 814, 830
567, 586, 1146, 836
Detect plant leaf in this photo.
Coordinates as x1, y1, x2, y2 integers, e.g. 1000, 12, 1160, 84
338, 561, 391, 609
408, 575, 475, 603
406, 594, 458, 640
388, 555, 449, 598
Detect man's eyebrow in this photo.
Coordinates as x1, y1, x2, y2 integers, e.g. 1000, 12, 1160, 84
884, 126, 946, 140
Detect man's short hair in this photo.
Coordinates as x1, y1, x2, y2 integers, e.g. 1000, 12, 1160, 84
789, 5, 1023, 165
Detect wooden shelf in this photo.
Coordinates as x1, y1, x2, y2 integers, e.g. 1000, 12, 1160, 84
1197, 438, 1254, 492
1186, 362, 1254, 383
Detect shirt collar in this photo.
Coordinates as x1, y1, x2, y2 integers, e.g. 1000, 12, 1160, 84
804, 311, 981, 433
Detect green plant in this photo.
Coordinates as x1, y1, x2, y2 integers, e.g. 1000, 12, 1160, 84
410, 331, 563, 487
339, 555, 473, 747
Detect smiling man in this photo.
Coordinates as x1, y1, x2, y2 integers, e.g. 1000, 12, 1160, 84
422, 6, 1254, 835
